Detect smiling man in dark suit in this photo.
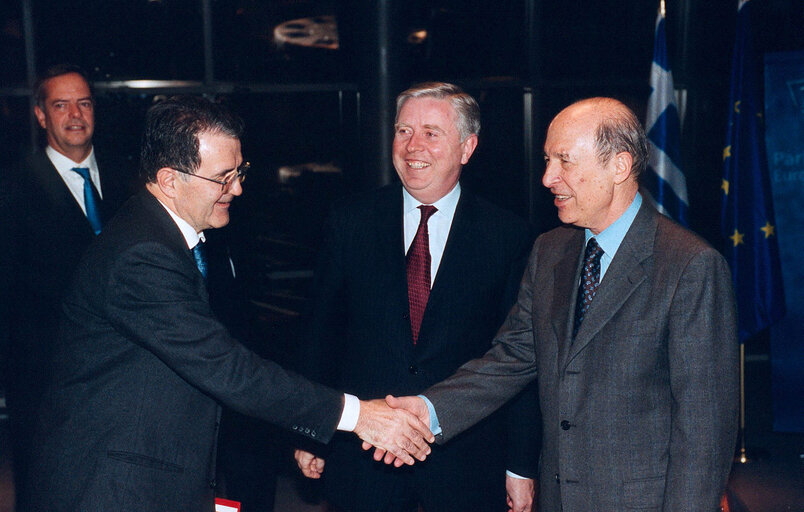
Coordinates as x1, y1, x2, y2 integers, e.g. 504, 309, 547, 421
293, 82, 540, 512
0, 64, 132, 501
389, 97, 739, 511
22, 96, 433, 512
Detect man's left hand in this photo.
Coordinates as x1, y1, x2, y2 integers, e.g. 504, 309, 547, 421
506, 475, 536, 512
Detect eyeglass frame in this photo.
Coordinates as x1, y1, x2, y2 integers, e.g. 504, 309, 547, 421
172, 161, 249, 190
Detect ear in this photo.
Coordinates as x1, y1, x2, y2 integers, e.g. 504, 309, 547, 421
460, 134, 479, 165
155, 167, 180, 198
612, 151, 634, 185
34, 105, 47, 130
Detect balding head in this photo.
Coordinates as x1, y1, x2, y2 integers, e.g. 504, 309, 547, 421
542, 97, 645, 234
554, 97, 648, 181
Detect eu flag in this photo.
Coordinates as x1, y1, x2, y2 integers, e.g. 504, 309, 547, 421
643, 0, 688, 226
721, 0, 785, 342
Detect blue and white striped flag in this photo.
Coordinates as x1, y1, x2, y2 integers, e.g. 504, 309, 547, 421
642, 1, 688, 226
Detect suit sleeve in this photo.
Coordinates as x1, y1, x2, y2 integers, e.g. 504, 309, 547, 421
101, 241, 345, 444
501, 239, 541, 478
663, 248, 739, 511
293, 207, 350, 455
426, 238, 541, 443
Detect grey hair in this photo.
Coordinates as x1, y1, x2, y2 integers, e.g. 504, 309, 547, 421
590, 98, 649, 179
395, 82, 480, 141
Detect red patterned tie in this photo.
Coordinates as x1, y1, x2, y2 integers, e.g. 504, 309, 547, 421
407, 205, 437, 344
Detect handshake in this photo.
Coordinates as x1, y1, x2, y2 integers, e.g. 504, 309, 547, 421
296, 395, 429, 479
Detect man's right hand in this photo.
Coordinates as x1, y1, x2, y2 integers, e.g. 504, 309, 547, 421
294, 449, 325, 479
360, 395, 432, 465
352, 396, 434, 467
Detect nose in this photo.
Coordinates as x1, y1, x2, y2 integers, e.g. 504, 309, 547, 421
406, 132, 423, 152
68, 102, 82, 118
228, 176, 244, 196
542, 160, 560, 189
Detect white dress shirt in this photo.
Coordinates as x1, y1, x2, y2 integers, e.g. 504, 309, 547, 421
403, 183, 461, 286
46, 145, 103, 216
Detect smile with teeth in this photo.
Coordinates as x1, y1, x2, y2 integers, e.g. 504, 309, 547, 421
554, 194, 572, 201
406, 161, 430, 169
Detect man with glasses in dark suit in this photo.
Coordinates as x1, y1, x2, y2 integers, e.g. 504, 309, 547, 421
23, 96, 433, 512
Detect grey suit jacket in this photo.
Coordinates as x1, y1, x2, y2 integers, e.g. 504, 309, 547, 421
426, 201, 739, 512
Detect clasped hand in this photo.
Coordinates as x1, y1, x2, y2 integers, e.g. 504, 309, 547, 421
295, 394, 432, 477
352, 395, 433, 467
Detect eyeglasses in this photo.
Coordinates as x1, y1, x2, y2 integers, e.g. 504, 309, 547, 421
173, 162, 250, 190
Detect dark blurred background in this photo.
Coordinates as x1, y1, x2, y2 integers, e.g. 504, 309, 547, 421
1, 0, 803, 508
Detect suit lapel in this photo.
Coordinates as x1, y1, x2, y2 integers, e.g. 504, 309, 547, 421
425, 191, 470, 314
30, 151, 96, 236
95, 157, 115, 223
554, 230, 585, 368
375, 186, 415, 345
564, 203, 657, 367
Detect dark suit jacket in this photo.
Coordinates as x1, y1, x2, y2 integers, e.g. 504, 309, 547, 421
426, 201, 739, 512
303, 183, 540, 511
24, 190, 344, 512
0, 149, 131, 480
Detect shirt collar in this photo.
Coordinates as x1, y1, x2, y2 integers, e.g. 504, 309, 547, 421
402, 182, 461, 217
155, 198, 205, 249
47, 145, 98, 175
585, 192, 642, 258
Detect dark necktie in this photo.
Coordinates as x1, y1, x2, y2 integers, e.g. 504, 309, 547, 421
573, 237, 604, 337
406, 205, 437, 344
70, 167, 103, 235
192, 241, 208, 279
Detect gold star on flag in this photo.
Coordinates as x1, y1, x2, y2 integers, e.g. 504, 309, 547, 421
730, 229, 745, 247
760, 222, 775, 238
723, 146, 732, 161
721, 179, 730, 195
734, 100, 741, 113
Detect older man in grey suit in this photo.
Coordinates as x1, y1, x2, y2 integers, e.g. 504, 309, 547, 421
386, 97, 738, 512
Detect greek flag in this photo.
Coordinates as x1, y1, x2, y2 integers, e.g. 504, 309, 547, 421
642, 2, 688, 226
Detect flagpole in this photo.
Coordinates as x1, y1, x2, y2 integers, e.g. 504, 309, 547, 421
736, 342, 748, 463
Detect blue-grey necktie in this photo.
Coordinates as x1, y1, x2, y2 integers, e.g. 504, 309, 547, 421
192, 241, 208, 279
70, 167, 103, 235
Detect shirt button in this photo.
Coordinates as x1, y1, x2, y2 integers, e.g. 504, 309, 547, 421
560, 420, 572, 430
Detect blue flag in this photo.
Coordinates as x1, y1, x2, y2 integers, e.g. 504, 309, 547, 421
643, 1, 688, 226
721, 0, 785, 342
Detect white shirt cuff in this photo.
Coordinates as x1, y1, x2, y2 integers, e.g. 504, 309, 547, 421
506, 470, 529, 479
337, 393, 360, 431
